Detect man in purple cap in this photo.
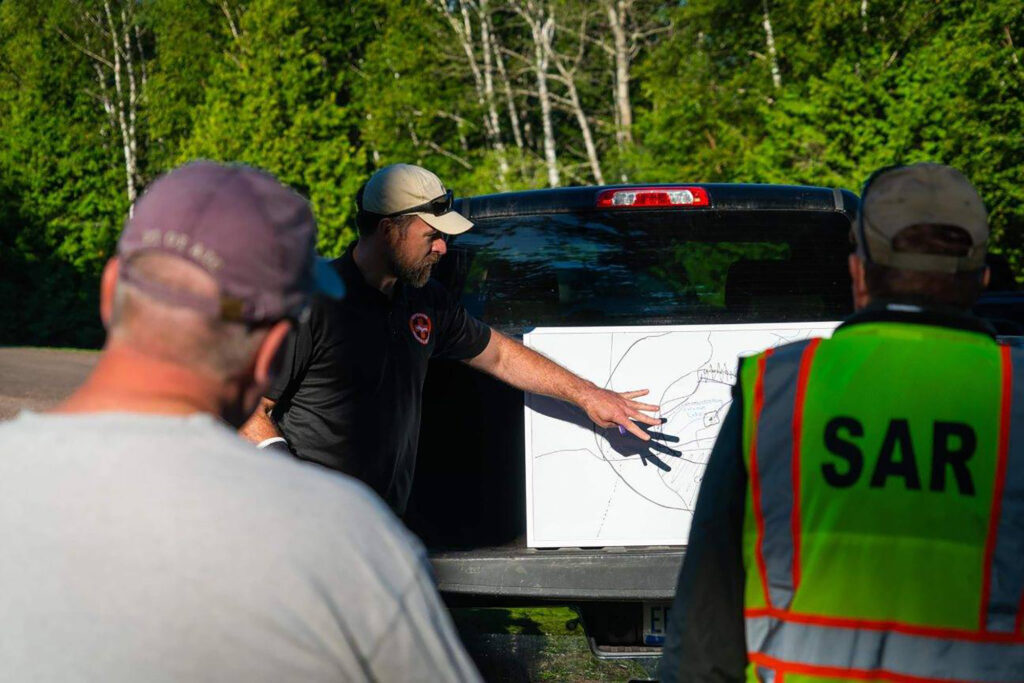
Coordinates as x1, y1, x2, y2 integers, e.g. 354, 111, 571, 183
242, 163, 662, 515
0, 161, 481, 682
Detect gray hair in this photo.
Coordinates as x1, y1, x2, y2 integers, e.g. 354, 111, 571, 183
109, 254, 267, 378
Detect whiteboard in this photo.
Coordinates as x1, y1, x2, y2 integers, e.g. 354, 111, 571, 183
523, 322, 839, 548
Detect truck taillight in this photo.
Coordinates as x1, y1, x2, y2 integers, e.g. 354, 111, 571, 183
595, 186, 709, 208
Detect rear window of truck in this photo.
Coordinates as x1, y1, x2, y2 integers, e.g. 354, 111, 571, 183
441, 209, 853, 330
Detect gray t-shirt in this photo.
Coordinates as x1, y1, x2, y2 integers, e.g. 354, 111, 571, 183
0, 412, 480, 682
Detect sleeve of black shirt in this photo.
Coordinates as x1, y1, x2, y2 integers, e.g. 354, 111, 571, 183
265, 301, 317, 403
657, 379, 748, 683
430, 283, 492, 361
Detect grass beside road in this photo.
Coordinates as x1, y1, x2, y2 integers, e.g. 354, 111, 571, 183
451, 607, 657, 682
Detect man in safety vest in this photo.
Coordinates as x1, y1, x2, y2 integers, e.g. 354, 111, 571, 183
658, 163, 1024, 682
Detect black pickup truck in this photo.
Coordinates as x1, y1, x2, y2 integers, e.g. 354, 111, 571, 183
407, 183, 1021, 657
406, 183, 856, 656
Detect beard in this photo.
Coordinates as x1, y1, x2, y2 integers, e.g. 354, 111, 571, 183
386, 233, 441, 287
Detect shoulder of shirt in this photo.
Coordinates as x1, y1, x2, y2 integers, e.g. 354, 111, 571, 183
211, 424, 397, 510
0, 415, 431, 605
2, 413, 414, 551
186, 421, 431, 565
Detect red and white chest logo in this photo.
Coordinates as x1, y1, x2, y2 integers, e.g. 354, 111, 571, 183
409, 313, 432, 345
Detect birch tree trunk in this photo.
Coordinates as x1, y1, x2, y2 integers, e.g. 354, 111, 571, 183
512, 0, 559, 187
487, 14, 529, 183
603, 0, 634, 148
488, 18, 524, 153
430, 0, 508, 188
762, 0, 782, 90
58, 0, 146, 210
544, 9, 604, 184
561, 73, 604, 184
476, 0, 510, 187
536, 17, 559, 188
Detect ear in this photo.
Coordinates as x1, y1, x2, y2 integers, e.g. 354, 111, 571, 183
252, 319, 293, 387
982, 266, 991, 290
848, 253, 871, 311
99, 257, 120, 328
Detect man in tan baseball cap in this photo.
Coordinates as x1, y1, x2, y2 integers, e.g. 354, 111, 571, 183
242, 163, 664, 515
658, 163, 1023, 682
361, 162, 474, 238
850, 162, 991, 308
659, 162, 1024, 679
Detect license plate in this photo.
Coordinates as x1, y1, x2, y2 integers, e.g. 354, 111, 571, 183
643, 601, 671, 646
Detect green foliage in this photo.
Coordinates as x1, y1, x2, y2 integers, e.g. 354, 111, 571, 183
0, 0, 125, 347
0, 0, 1021, 347
180, 0, 371, 255
355, 0, 506, 194
668, 241, 789, 307
143, 1, 232, 172
451, 607, 655, 680
741, 0, 1024, 270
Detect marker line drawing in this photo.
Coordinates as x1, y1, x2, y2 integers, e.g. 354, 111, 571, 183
525, 323, 839, 547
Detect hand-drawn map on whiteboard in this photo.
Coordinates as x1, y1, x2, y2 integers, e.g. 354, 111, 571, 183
524, 322, 839, 548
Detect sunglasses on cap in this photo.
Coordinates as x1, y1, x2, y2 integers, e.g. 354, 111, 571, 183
385, 189, 454, 218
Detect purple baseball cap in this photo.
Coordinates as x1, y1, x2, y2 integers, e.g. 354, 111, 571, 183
117, 161, 344, 322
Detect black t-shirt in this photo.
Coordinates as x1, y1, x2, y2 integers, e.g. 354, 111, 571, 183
267, 247, 491, 514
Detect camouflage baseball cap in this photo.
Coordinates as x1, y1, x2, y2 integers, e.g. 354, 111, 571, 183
857, 163, 989, 273
117, 161, 344, 322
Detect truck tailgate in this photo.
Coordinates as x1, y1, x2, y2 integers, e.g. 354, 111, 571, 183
429, 545, 684, 601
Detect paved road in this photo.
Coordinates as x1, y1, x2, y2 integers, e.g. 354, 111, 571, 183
0, 347, 98, 420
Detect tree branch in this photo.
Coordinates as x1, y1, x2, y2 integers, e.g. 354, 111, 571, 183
55, 26, 114, 69
423, 139, 474, 169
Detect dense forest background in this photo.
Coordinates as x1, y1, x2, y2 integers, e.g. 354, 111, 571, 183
1, 0, 1021, 346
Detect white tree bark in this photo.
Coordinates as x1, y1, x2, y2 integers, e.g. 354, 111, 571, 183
762, 0, 782, 90
602, 0, 634, 148
476, 0, 510, 186
536, 18, 559, 187
59, 0, 146, 210
488, 18, 524, 153
544, 9, 604, 184
219, 0, 242, 42
430, 0, 508, 187
115, 5, 138, 202
512, 0, 559, 187
592, 0, 670, 180
488, 15, 530, 183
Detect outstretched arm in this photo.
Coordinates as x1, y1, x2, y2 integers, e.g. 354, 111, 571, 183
464, 329, 660, 441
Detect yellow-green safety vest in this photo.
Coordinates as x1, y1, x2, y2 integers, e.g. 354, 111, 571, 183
739, 321, 1024, 682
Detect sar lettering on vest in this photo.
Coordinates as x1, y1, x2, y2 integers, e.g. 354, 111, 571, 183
822, 416, 863, 487
821, 417, 976, 495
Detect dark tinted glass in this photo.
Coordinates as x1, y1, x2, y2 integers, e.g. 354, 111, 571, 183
437, 209, 853, 331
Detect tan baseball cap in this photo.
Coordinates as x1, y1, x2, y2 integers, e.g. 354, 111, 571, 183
858, 163, 988, 273
361, 163, 473, 235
